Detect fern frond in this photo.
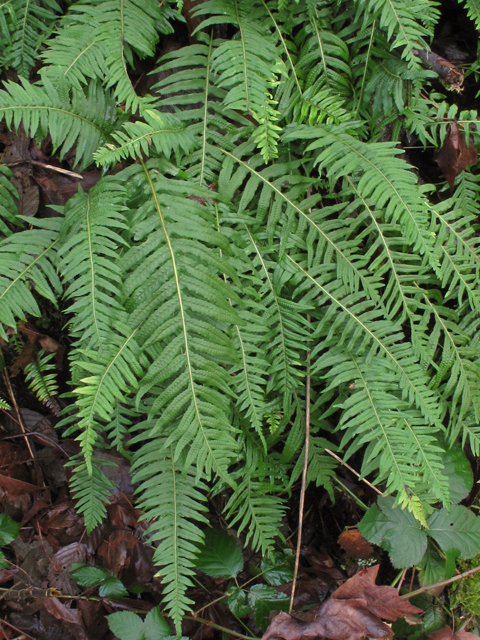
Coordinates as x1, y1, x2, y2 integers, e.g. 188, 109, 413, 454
290, 256, 440, 425
24, 349, 59, 402
0, 0, 61, 76
290, 436, 337, 500
195, 0, 284, 160
68, 456, 115, 532
286, 125, 436, 260
463, 0, 480, 30
94, 109, 195, 165
0, 76, 117, 169
0, 166, 21, 236
225, 459, 286, 555
42, 0, 173, 113
125, 163, 241, 481
431, 171, 480, 312
58, 177, 129, 347
0, 219, 61, 339
131, 436, 208, 632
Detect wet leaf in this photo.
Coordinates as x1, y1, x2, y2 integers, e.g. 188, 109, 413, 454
435, 122, 478, 189
70, 563, 107, 587
261, 551, 294, 586
99, 576, 129, 599
195, 529, 243, 579
249, 584, 290, 632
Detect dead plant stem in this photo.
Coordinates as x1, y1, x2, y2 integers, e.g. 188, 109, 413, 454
2, 370, 35, 458
402, 564, 480, 599
289, 315, 311, 614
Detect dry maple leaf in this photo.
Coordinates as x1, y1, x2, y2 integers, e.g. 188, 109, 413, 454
262, 565, 422, 640
435, 122, 478, 189
430, 626, 480, 640
332, 565, 422, 621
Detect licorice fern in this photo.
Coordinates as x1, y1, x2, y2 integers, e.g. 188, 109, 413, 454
0, 0, 480, 632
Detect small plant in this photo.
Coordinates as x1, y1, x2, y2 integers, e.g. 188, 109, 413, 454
0, 513, 20, 568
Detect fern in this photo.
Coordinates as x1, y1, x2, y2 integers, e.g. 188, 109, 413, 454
24, 349, 59, 402
2, 0, 480, 629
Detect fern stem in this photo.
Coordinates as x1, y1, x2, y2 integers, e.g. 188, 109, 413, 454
289, 317, 310, 614
333, 477, 368, 510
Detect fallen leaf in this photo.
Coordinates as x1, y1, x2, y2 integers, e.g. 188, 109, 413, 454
40, 597, 88, 640
332, 565, 422, 621
435, 122, 478, 189
262, 565, 422, 640
97, 529, 137, 576
430, 626, 480, 640
338, 529, 374, 560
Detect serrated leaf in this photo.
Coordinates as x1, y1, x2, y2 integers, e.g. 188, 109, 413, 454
261, 551, 294, 586
227, 587, 252, 617
99, 576, 129, 598
418, 545, 446, 587
427, 505, 480, 558
144, 607, 174, 639
0, 514, 20, 546
248, 584, 290, 632
439, 445, 473, 505
195, 529, 243, 578
70, 563, 108, 587
107, 611, 145, 640
359, 497, 427, 568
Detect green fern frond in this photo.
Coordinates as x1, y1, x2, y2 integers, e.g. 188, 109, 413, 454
0, 76, 117, 169
125, 163, 241, 481
226, 459, 286, 555
68, 456, 115, 532
0, 398, 11, 411
0, 0, 61, 76
463, 0, 480, 30
0, 166, 21, 236
0, 219, 61, 339
290, 437, 337, 500
24, 349, 59, 402
58, 177, 129, 347
94, 109, 195, 165
131, 437, 208, 633
195, 0, 284, 161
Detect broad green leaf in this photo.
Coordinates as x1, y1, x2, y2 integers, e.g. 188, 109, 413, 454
261, 550, 294, 586
0, 514, 20, 546
427, 505, 480, 558
99, 576, 129, 598
248, 584, 290, 632
144, 607, 174, 640
195, 529, 243, 578
70, 563, 108, 587
359, 497, 427, 568
107, 611, 145, 640
417, 545, 446, 587
227, 587, 252, 617
439, 444, 473, 505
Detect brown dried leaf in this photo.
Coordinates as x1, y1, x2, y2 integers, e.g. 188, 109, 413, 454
262, 565, 422, 640
435, 122, 478, 189
97, 529, 137, 576
430, 626, 480, 640
338, 529, 374, 560
47, 542, 88, 595
0, 473, 41, 497
332, 566, 422, 621
41, 597, 88, 640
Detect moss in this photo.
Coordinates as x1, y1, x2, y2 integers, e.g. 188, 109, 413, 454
450, 556, 480, 617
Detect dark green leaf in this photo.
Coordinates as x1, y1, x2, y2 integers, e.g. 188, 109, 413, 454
439, 444, 473, 505
0, 514, 20, 547
427, 505, 480, 558
70, 563, 108, 587
248, 584, 290, 632
261, 551, 294, 586
227, 587, 252, 617
144, 607, 173, 639
99, 576, 129, 598
195, 529, 243, 578
359, 497, 427, 568
107, 611, 145, 640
